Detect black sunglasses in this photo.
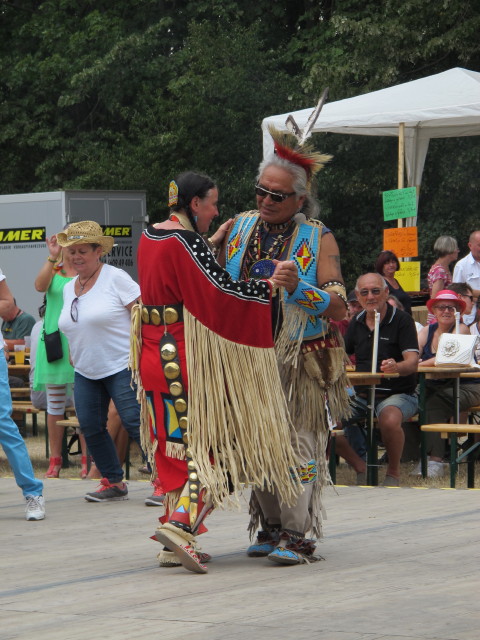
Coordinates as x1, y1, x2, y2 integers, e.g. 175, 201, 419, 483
255, 184, 296, 203
70, 297, 79, 322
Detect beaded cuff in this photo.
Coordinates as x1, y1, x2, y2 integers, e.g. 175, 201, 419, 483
320, 280, 347, 306
286, 280, 330, 316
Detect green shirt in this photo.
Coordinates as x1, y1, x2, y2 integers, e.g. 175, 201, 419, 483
1, 311, 36, 339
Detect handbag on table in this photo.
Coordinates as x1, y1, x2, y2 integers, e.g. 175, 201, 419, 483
435, 333, 479, 368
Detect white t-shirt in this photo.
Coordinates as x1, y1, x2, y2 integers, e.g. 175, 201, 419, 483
453, 253, 480, 325
470, 322, 480, 363
58, 264, 140, 380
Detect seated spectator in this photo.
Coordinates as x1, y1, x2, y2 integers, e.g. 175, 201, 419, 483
447, 282, 476, 325
388, 295, 423, 333
375, 250, 412, 314
347, 289, 362, 319
1, 298, 35, 350
332, 428, 367, 485
331, 290, 362, 339
2, 298, 36, 427
469, 297, 480, 363
343, 273, 419, 486
415, 289, 480, 477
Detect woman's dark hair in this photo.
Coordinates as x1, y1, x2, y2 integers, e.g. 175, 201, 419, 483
170, 171, 216, 233
375, 250, 400, 275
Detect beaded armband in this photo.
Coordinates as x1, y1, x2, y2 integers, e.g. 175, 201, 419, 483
320, 280, 347, 306
285, 279, 330, 316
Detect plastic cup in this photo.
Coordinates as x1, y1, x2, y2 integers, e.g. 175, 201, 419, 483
24, 336, 31, 349
14, 345, 26, 364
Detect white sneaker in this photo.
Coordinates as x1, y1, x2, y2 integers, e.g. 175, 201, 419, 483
410, 460, 446, 478
426, 460, 447, 478
25, 495, 45, 521
410, 462, 422, 476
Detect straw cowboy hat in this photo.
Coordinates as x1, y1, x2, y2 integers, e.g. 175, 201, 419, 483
57, 221, 114, 256
426, 289, 466, 314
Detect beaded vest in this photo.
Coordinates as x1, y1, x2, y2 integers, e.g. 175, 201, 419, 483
226, 211, 330, 339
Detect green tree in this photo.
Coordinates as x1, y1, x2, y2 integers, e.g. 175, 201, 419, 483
0, 0, 479, 290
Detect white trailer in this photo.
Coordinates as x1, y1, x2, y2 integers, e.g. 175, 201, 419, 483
0, 190, 147, 318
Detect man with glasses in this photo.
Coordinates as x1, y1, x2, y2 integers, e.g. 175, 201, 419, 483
343, 273, 419, 486
453, 230, 480, 325
221, 128, 350, 565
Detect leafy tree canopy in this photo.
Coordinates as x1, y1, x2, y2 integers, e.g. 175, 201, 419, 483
0, 0, 479, 289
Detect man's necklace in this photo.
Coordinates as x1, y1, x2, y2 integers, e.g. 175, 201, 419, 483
241, 218, 296, 280
77, 264, 101, 293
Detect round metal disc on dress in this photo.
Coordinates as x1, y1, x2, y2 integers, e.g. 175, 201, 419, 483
190, 492, 198, 500
179, 417, 188, 430
141, 307, 150, 324
164, 307, 179, 324
169, 381, 183, 396
150, 308, 161, 325
161, 343, 177, 361
249, 258, 276, 279
182, 433, 189, 444
164, 362, 180, 379
190, 483, 198, 492
174, 398, 187, 413
187, 461, 196, 470
189, 472, 198, 481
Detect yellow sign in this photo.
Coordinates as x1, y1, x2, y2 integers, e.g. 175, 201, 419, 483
0, 227, 46, 243
396, 261, 421, 292
102, 226, 131, 237
384, 227, 418, 258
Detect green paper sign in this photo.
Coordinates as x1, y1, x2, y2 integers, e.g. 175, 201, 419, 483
382, 187, 417, 221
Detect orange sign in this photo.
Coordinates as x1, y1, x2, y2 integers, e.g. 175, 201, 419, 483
383, 227, 418, 258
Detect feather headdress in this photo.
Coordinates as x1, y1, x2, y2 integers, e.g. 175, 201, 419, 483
268, 125, 332, 182
269, 88, 332, 184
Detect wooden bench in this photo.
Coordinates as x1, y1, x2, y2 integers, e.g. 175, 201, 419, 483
54, 416, 132, 479
420, 424, 480, 488
10, 387, 31, 398
11, 401, 41, 436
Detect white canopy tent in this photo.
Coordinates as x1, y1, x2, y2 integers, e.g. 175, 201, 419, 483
262, 67, 480, 190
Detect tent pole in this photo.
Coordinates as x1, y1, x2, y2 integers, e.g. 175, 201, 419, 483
398, 122, 405, 228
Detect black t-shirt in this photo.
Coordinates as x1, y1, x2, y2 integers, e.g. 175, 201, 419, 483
344, 303, 419, 395
386, 280, 412, 314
